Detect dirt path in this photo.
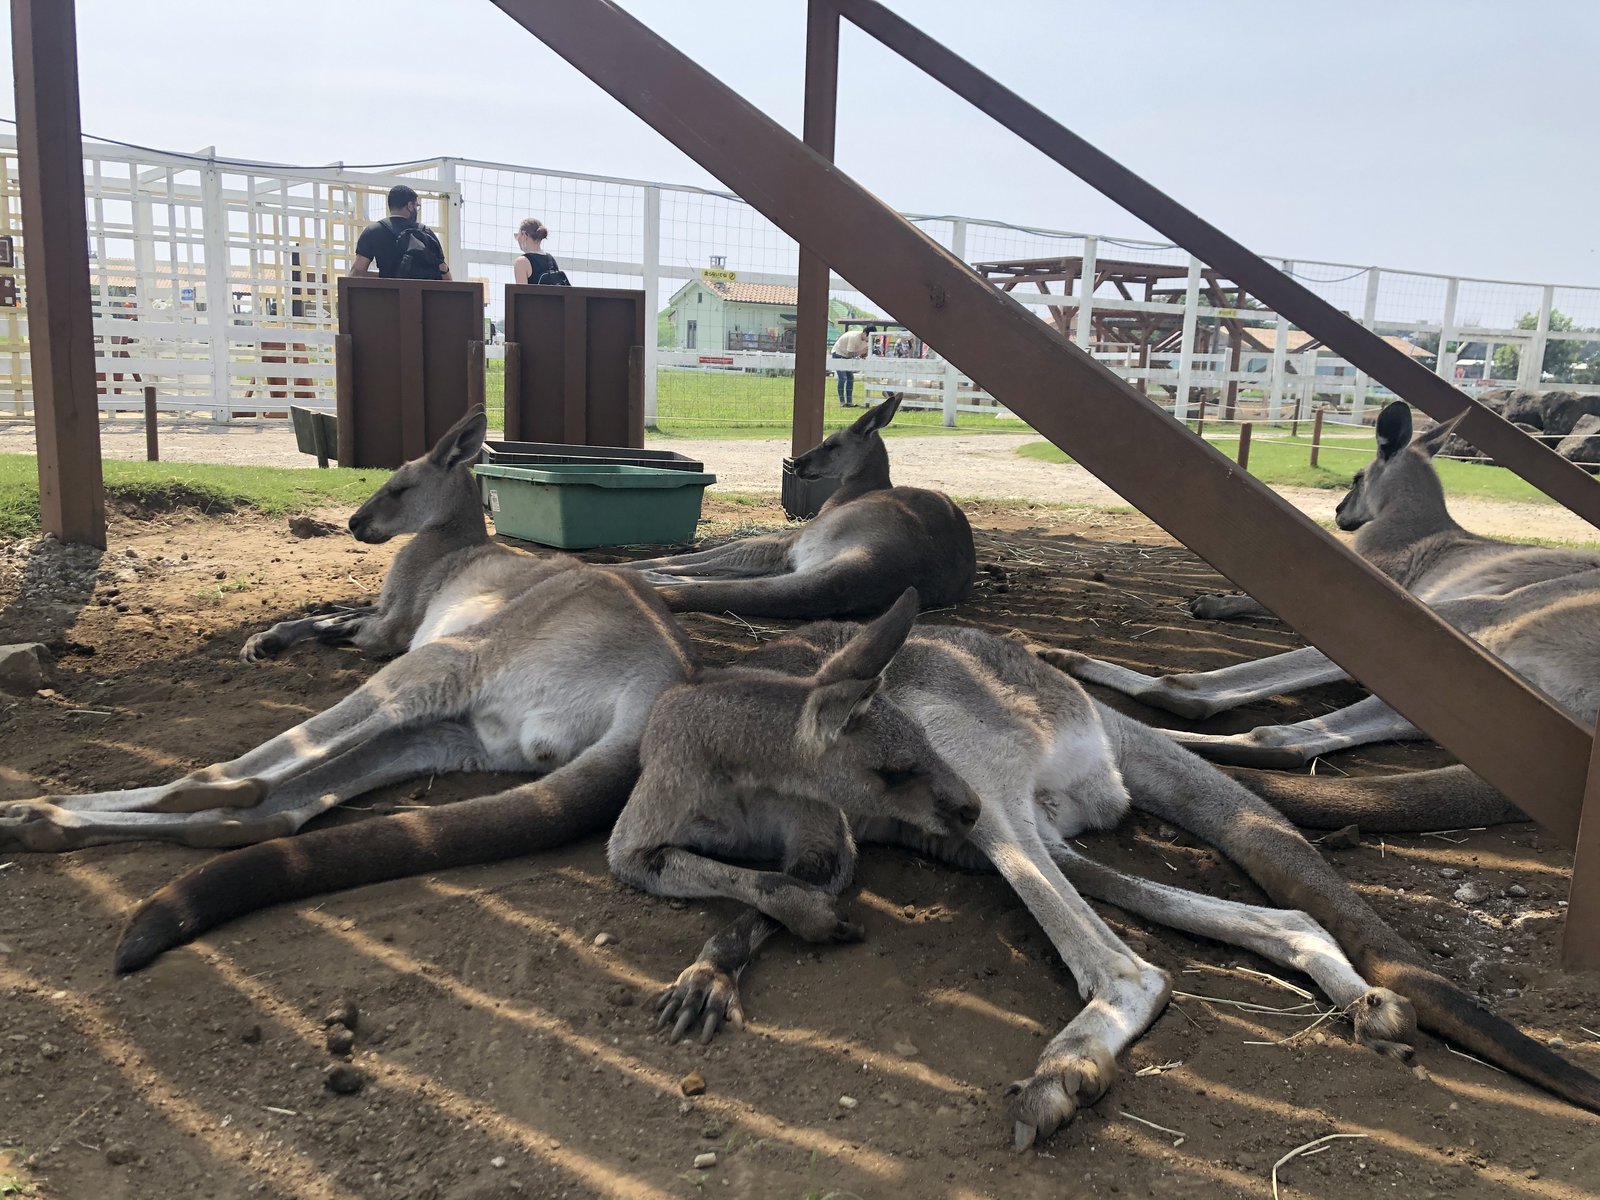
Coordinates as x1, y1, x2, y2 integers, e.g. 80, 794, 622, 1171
1, 498, 1598, 1199
3, 420, 1593, 544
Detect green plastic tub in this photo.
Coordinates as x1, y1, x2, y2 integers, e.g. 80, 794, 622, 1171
475, 462, 718, 549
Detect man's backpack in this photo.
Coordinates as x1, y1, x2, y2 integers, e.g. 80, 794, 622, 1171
386, 218, 446, 280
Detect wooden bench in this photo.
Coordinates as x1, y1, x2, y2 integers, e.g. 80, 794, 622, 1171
291, 406, 339, 468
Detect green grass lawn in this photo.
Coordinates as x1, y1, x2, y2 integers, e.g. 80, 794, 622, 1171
1016, 427, 1560, 505
0, 455, 388, 539
485, 359, 1026, 440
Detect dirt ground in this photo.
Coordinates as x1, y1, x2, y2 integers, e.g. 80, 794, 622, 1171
1, 493, 1598, 1200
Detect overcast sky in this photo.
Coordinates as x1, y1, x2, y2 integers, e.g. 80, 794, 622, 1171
8, 0, 1598, 286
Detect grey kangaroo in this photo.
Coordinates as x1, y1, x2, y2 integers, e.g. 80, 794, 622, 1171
1, 410, 697, 975
606, 591, 1600, 1149
613, 393, 976, 617
1048, 400, 1600, 769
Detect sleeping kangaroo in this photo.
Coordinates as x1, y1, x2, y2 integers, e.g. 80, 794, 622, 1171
606, 591, 1600, 1149
613, 392, 976, 617
0, 410, 697, 976
1048, 399, 1600, 769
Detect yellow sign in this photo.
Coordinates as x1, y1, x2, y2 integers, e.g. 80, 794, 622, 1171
701, 267, 737, 284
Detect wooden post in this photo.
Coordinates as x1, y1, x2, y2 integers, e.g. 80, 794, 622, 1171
1561, 712, 1600, 968
143, 386, 158, 462
334, 333, 355, 468
14, 0, 105, 547
467, 339, 486, 416
627, 344, 645, 445
791, 0, 839, 457
1193, 396, 1206, 441
503, 341, 522, 441
1290, 392, 1304, 438
1309, 407, 1326, 467
1236, 420, 1252, 472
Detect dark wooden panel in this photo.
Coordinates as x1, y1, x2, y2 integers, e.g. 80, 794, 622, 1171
337, 277, 480, 468
503, 284, 645, 448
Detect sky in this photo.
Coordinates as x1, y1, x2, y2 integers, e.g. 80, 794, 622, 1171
6, 0, 1598, 287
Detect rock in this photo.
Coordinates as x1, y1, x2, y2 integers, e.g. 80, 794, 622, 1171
679, 1070, 707, 1097
1507, 884, 1529, 898
1454, 881, 1491, 905
1548, 1036, 1569, 1050
323, 1064, 365, 1094
693, 1153, 717, 1170
240, 1024, 262, 1044
325, 1026, 356, 1056
323, 999, 359, 1031
104, 1143, 138, 1166
490, 1156, 507, 1169
1541, 391, 1600, 437
1321, 824, 1361, 849
38, 1042, 62, 1061
1556, 414, 1600, 470
891, 1041, 919, 1058
0, 643, 52, 695
592, 932, 617, 948
1501, 389, 1546, 430
288, 516, 341, 539
837, 1095, 858, 1110
1438, 867, 1463, 880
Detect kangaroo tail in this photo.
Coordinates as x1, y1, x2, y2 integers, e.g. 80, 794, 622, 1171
114, 735, 640, 975
1103, 707, 1600, 1112
1221, 763, 1525, 831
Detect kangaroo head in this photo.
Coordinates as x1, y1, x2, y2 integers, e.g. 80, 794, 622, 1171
1334, 401, 1455, 532
791, 392, 902, 482
348, 408, 488, 544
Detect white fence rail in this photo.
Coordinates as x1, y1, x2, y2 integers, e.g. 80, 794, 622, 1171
1, 140, 1597, 427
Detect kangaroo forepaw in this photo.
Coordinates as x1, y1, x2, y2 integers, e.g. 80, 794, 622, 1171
1349, 987, 1416, 1061
240, 632, 282, 663
1004, 1044, 1116, 1151
1034, 647, 1091, 675
655, 960, 747, 1045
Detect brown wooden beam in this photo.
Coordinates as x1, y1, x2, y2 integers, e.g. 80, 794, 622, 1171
487, 0, 1591, 846
14, 0, 104, 547
791, 0, 838, 457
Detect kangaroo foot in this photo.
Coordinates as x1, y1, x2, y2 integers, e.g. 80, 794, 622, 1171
764, 886, 865, 944
1005, 1041, 1117, 1151
1349, 987, 1416, 1061
655, 960, 747, 1045
0, 801, 76, 851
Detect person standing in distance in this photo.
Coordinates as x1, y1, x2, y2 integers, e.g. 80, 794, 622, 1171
830, 323, 872, 407
351, 185, 451, 280
513, 218, 568, 286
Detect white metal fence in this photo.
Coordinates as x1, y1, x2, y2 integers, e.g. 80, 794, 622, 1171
2, 138, 1597, 430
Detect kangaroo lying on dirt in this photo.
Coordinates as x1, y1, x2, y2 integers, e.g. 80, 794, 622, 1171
1048, 400, 1600, 770
0, 411, 697, 976
612, 392, 976, 618
606, 590, 1600, 1148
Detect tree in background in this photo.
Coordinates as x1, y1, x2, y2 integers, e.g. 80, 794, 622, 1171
1492, 309, 1587, 382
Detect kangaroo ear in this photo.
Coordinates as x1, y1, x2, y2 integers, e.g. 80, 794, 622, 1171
1374, 401, 1413, 461
428, 407, 488, 469
799, 675, 880, 750
854, 391, 903, 434
815, 588, 919, 687
1413, 409, 1466, 458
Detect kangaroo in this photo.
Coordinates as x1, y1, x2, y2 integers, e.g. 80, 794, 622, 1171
0, 410, 697, 977
612, 392, 977, 618
605, 591, 1600, 1149
1047, 400, 1600, 768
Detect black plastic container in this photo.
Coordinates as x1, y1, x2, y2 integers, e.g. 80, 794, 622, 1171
481, 440, 704, 472
781, 458, 843, 520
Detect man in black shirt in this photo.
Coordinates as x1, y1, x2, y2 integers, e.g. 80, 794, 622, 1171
351, 185, 452, 280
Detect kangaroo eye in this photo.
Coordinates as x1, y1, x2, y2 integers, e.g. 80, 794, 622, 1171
876, 768, 920, 789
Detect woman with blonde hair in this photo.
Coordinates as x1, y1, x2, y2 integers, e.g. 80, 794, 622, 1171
513, 218, 567, 286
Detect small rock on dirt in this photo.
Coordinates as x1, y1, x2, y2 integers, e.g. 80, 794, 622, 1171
323, 1064, 365, 1094
679, 1070, 707, 1097
323, 999, 359, 1031
1438, 867, 1464, 880
592, 932, 617, 947
891, 1041, 919, 1057
0, 643, 52, 695
694, 1152, 717, 1169
1321, 824, 1361, 849
104, 1143, 138, 1166
239, 1024, 262, 1044
325, 1026, 356, 1056
288, 516, 341, 539
1507, 884, 1529, 898
490, 1156, 507, 1169
1454, 881, 1491, 905
837, 1095, 858, 1110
